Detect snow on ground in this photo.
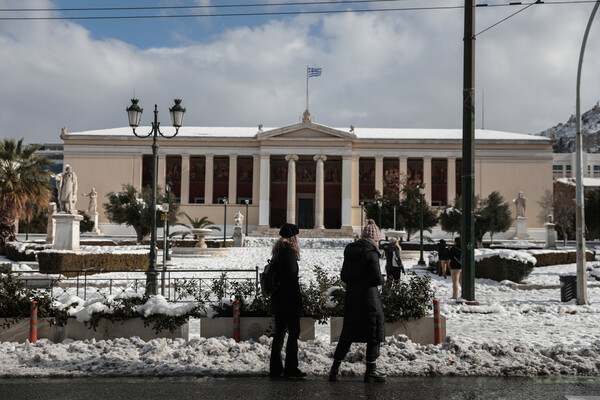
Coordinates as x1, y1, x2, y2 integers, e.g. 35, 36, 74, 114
1, 238, 600, 378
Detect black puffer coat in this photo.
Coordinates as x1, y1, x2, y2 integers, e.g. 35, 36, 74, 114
339, 238, 386, 343
270, 246, 303, 316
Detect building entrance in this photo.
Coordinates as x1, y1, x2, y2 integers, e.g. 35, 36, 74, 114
297, 198, 314, 229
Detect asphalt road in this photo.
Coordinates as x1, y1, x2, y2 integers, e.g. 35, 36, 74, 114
2, 376, 600, 400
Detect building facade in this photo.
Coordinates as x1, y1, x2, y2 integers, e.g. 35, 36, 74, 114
61, 112, 554, 235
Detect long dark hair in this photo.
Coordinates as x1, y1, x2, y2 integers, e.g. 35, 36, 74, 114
272, 236, 300, 261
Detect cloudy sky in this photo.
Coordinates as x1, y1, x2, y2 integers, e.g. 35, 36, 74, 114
1, 0, 599, 144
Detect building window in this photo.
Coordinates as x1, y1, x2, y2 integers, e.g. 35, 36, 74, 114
594, 165, 600, 173
566, 165, 572, 173
553, 165, 563, 174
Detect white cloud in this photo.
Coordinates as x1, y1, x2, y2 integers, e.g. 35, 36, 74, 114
0, 2, 599, 143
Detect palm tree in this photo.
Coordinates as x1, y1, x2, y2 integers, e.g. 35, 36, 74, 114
0, 138, 52, 247
180, 213, 221, 231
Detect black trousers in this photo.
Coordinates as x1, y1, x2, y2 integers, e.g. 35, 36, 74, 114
270, 312, 300, 374
333, 336, 381, 363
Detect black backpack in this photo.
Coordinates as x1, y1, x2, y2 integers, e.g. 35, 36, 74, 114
259, 259, 278, 297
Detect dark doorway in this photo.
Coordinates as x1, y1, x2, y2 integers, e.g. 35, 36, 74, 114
297, 198, 314, 229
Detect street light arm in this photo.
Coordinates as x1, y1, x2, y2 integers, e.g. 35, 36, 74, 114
131, 127, 154, 138
158, 127, 181, 139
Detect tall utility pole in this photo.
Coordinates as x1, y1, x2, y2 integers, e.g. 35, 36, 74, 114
461, 0, 476, 301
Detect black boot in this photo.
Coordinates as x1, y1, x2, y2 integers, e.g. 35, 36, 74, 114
364, 362, 387, 383
328, 360, 341, 382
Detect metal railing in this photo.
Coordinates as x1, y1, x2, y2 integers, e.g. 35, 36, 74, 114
18, 267, 260, 303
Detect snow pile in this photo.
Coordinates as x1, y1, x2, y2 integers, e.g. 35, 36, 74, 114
0, 335, 599, 378
475, 249, 537, 265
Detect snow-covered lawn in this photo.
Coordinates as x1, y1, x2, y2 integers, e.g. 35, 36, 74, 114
1, 239, 600, 378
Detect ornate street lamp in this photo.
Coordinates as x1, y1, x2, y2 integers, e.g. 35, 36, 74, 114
165, 180, 172, 262
126, 98, 186, 296
222, 197, 228, 248
418, 183, 426, 266
244, 199, 250, 236
359, 201, 365, 232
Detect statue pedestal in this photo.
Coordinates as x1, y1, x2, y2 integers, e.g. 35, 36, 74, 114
544, 222, 557, 249
514, 217, 529, 239
89, 212, 103, 235
46, 203, 57, 244
53, 213, 83, 250
233, 226, 244, 247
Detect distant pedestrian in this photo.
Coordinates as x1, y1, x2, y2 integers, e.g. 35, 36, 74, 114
449, 237, 462, 300
329, 219, 387, 383
383, 237, 405, 282
437, 239, 451, 279
269, 223, 306, 379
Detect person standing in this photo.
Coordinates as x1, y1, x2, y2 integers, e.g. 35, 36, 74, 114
437, 239, 451, 279
449, 237, 462, 300
329, 219, 387, 383
269, 223, 306, 379
383, 237, 404, 282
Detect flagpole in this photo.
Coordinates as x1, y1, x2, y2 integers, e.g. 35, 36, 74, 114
306, 66, 309, 111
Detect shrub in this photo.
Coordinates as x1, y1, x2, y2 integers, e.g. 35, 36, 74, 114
529, 250, 594, 267
380, 274, 434, 323
4, 242, 40, 262
474, 255, 534, 283
37, 252, 149, 277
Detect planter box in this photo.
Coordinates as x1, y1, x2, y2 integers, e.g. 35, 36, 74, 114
329, 316, 446, 345
0, 318, 188, 342
0, 318, 64, 343
200, 317, 315, 341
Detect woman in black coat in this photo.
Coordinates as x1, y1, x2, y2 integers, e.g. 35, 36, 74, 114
329, 219, 387, 383
269, 223, 306, 379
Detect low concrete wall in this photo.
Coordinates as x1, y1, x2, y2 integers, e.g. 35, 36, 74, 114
0, 318, 188, 342
199, 317, 315, 341
330, 316, 446, 345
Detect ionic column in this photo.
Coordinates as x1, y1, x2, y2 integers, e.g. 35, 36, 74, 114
285, 154, 299, 224
181, 155, 190, 204
314, 155, 327, 229
423, 157, 432, 204
342, 155, 354, 228
447, 157, 456, 205
375, 156, 384, 196
399, 156, 408, 199
205, 154, 214, 204
258, 154, 270, 227
158, 154, 167, 191
252, 155, 260, 206
229, 155, 237, 204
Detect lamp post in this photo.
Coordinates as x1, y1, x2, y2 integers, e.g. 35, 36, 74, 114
126, 98, 186, 296
418, 183, 426, 266
376, 200, 382, 229
360, 201, 365, 232
222, 197, 228, 248
574, 0, 599, 305
165, 180, 172, 262
244, 199, 249, 236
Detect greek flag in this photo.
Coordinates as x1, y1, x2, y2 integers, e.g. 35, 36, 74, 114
308, 67, 322, 77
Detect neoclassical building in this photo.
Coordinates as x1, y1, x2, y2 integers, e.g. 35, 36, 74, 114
61, 111, 554, 236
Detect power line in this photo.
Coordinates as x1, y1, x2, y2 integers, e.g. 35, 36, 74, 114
0, 0, 595, 20
475, 2, 537, 37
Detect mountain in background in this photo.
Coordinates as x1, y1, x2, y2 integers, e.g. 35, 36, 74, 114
538, 101, 600, 153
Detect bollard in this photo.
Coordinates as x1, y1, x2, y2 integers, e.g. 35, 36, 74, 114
29, 300, 38, 344
233, 299, 241, 342
433, 299, 441, 345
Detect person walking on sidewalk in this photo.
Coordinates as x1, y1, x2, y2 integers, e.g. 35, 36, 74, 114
449, 236, 462, 300
329, 219, 387, 383
383, 237, 405, 282
437, 239, 451, 279
269, 223, 306, 379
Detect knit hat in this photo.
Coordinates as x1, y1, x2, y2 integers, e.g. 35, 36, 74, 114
279, 223, 299, 238
361, 219, 381, 242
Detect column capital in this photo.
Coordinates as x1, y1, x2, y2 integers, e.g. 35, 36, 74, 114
285, 154, 299, 162
260, 153, 270, 160
229, 154, 238, 160
181, 154, 190, 159
313, 154, 327, 163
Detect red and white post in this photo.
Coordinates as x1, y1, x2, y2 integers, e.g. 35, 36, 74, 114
433, 299, 441, 345
29, 300, 38, 344
233, 299, 240, 342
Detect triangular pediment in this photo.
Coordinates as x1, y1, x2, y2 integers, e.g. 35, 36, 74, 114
257, 122, 356, 141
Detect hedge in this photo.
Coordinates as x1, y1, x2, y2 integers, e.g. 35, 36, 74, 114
529, 250, 594, 267
4, 243, 40, 262
475, 255, 535, 283
38, 252, 149, 277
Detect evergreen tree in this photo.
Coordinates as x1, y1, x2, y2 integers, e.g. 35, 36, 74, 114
0, 138, 52, 249
439, 197, 462, 238
397, 185, 438, 241
538, 183, 575, 245
364, 189, 401, 230
103, 184, 179, 242
585, 189, 600, 240
479, 191, 512, 244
